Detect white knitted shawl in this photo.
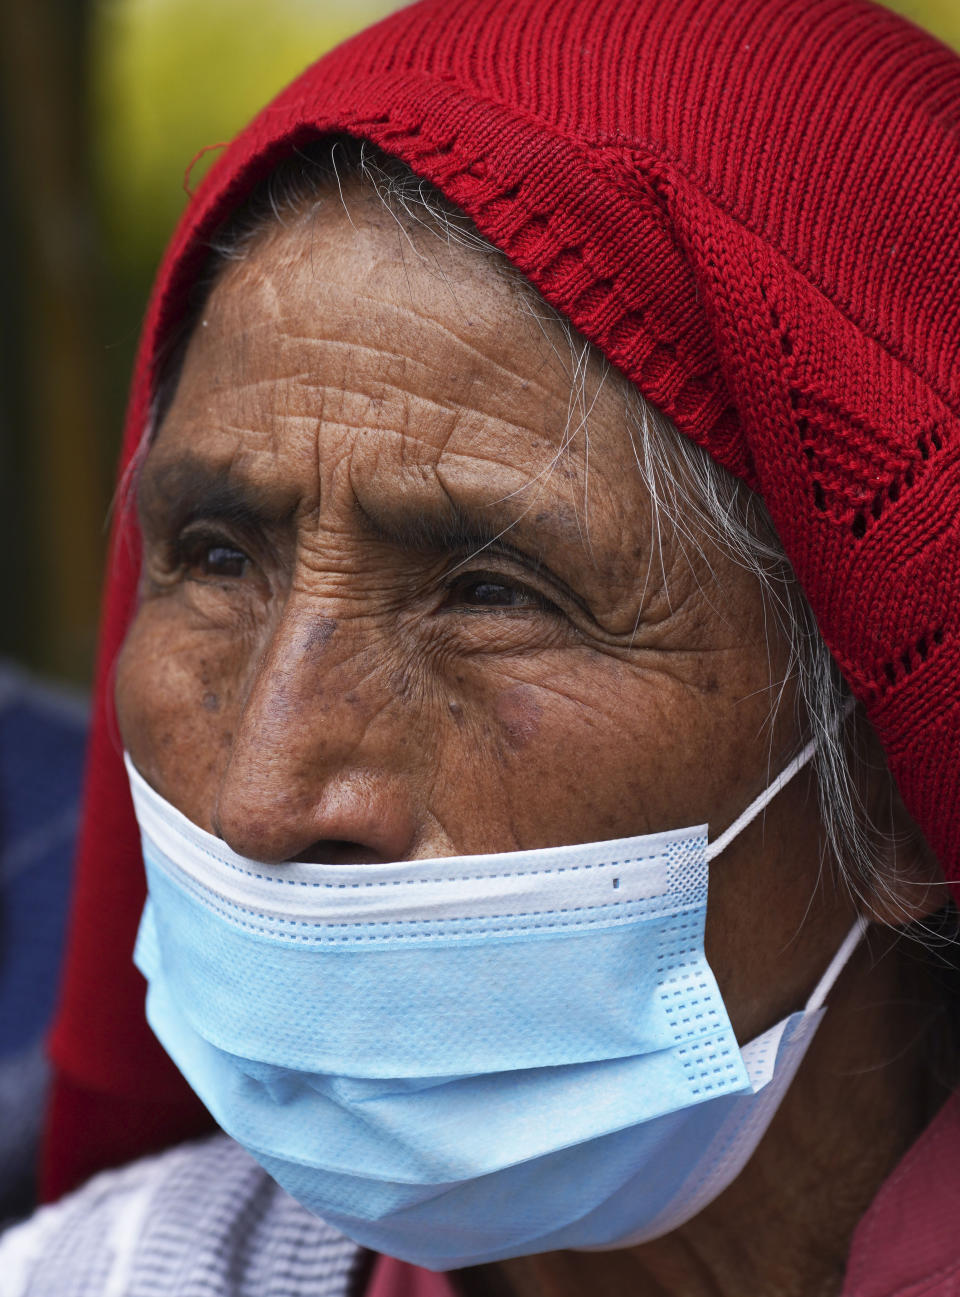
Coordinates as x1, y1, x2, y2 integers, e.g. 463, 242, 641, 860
0, 1135, 363, 1297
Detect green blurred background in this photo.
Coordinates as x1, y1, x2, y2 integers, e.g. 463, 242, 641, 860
0, 0, 956, 687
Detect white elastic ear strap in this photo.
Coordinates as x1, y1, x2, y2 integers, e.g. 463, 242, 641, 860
704, 701, 866, 1014
706, 699, 857, 864
706, 734, 819, 862
805, 915, 868, 1013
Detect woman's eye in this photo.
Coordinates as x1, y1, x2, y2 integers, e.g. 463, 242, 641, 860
178, 538, 251, 580
447, 576, 552, 611
200, 545, 249, 578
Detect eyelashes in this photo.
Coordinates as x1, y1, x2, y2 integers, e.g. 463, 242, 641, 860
442, 572, 560, 614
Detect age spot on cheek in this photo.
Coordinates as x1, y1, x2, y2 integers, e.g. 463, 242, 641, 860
202, 692, 220, 712
305, 618, 338, 654
495, 685, 543, 750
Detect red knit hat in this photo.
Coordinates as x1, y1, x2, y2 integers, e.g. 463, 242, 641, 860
43, 0, 960, 1199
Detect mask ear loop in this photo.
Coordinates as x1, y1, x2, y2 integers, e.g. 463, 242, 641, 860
804, 915, 869, 1014
706, 698, 858, 864
706, 700, 867, 1016
706, 734, 819, 863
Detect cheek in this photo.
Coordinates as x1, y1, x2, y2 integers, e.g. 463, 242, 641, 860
494, 685, 543, 750
440, 661, 657, 851
438, 644, 783, 855
114, 606, 246, 827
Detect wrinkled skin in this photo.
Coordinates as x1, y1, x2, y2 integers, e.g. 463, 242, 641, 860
116, 185, 947, 1297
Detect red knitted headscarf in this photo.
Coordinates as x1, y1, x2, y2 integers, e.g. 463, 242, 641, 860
43, 0, 960, 1199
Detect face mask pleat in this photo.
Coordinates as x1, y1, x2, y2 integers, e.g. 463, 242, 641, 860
140, 942, 751, 1183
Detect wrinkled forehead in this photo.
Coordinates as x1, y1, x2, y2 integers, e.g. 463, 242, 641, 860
161, 188, 630, 482
146, 186, 662, 576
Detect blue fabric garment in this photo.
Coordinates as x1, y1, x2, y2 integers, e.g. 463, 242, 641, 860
0, 662, 87, 1219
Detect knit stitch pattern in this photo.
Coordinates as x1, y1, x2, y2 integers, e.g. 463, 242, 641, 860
2, 1135, 361, 1296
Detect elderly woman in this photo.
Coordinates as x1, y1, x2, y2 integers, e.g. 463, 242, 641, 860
3, 0, 960, 1293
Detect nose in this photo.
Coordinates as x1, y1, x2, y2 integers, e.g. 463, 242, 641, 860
212, 607, 418, 865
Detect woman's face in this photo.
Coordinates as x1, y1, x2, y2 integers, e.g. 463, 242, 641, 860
116, 184, 860, 1044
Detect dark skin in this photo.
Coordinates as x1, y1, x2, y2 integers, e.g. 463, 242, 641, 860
116, 185, 949, 1296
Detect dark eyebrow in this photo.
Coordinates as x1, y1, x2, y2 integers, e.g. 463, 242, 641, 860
356, 498, 508, 557
137, 454, 298, 535
355, 497, 593, 613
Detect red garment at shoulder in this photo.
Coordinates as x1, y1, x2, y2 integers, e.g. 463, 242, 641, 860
843, 1091, 960, 1296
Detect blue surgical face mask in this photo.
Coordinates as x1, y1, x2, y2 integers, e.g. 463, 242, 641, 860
128, 743, 864, 1271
